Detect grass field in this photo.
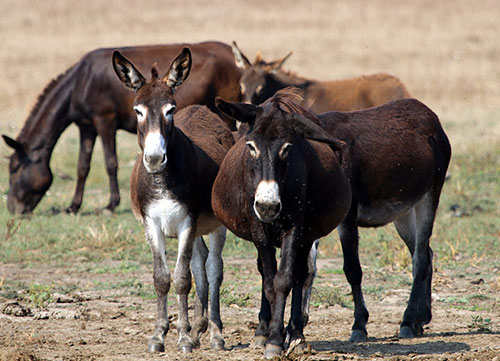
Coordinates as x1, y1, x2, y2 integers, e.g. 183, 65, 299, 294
0, 1, 499, 360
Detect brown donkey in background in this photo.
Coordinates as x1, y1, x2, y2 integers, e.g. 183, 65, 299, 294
113, 48, 234, 353
3, 41, 241, 215
232, 41, 410, 113
212, 89, 351, 358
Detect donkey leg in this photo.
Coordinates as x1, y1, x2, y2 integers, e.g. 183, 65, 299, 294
145, 220, 171, 352
190, 236, 209, 348
67, 126, 96, 213
301, 239, 318, 328
264, 228, 300, 359
396, 193, 435, 338
338, 210, 369, 341
254, 253, 274, 348
206, 226, 226, 350
95, 118, 120, 213
173, 222, 196, 352
285, 242, 312, 350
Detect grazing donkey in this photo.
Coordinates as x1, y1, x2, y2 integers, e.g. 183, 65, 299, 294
316, 98, 451, 340
212, 89, 351, 358
232, 41, 410, 113
3, 41, 241, 215
113, 48, 235, 352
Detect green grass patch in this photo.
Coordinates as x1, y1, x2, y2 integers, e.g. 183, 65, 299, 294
311, 285, 353, 309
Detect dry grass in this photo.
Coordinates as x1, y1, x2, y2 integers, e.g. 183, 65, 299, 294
0, 0, 499, 155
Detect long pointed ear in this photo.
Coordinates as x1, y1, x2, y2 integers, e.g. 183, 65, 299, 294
215, 97, 261, 127
267, 51, 293, 73
162, 47, 191, 91
231, 41, 252, 69
112, 51, 146, 91
290, 114, 345, 151
2, 135, 25, 154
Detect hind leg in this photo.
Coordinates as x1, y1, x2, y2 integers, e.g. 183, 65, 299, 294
338, 208, 369, 341
301, 240, 318, 329
206, 226, 226, 350
190, 236, 209, 348
394, 192, 435, 338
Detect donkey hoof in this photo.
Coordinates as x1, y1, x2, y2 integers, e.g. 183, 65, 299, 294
253, 335, 267, 349
180, 345, 193, 353
399, 325, 415, 339
210, 338, 225, 350
147, 342, 165, 353
264, 344, 282, 359
349, 329, 368, 342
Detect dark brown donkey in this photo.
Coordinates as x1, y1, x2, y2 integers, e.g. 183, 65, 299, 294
113, 48, 235, 352
232, 41, 410, 113
316, 98, 451, 341
2, 41, 241, 215
212, 89, 352, 358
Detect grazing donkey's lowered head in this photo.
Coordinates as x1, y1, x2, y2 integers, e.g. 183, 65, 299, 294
113, 48, 234, 353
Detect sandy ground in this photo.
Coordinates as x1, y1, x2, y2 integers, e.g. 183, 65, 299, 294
1, 258, 499, 361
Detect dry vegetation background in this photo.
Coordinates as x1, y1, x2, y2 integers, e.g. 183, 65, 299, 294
0, 1, 499, 360
1, 0, 499, 153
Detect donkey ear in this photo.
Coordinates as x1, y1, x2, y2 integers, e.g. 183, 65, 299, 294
231, 41, 252, 69
112, 51, 146, 92
2, 135, 25, 153
215, 97, 261, 126
163, 47, 192, 90
267, 51, 293, 73
290, 114, 345, 151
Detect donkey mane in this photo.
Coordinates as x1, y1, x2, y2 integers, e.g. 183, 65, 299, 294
18, 63, 77, 141
264, 87, 321, 125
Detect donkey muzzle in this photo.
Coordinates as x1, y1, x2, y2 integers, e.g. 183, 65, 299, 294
253, 180, 282, 223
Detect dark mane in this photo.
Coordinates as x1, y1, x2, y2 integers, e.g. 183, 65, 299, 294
264, 87, 321, 125
18, 63, 77, 141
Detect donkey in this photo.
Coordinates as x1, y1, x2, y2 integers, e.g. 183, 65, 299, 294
232, 41, 410, 113
3, 41, 241, 215
212, 89, 352, 358
316, 98, 451, 340
113, 48, 235, 352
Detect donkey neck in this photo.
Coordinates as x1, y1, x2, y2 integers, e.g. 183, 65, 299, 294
270, 71, 312, 91
17, 66, 77, 160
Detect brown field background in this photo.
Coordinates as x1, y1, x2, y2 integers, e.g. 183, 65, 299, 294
0, 1, 499, 360
1, 0, 499, 155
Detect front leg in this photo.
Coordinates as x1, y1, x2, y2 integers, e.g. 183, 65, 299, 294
67, 126, 97, 213
145, 218, 171, 352
95, 116, 120, 213
254, 252, 275, 348
264, 226, 303, 359
286, 241, 313, 349
173, 219, 196, 352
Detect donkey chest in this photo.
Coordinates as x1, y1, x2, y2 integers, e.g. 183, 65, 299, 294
145, 194, 191, 238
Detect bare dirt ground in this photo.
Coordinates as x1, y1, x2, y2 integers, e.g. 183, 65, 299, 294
1, 259, 499, 361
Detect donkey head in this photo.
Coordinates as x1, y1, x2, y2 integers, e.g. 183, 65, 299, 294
216, 88, 344, 223
113, 48, 192, 173
232, 41, 292, 105
2, 135, 53, 214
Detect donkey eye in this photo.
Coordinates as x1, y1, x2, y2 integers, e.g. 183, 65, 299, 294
279, 142, 292, 159
246, 140, 260, 159
163, 103, 176, 118
133, 105, 147, 122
